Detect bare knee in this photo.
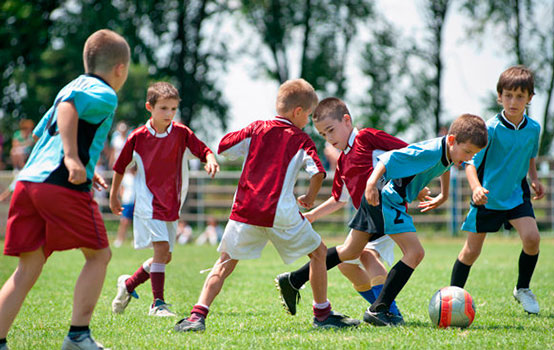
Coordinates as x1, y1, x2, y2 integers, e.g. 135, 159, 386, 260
309, 242, 327, 262
522, 231, 540, 255
459, 243, 482, 264
85, 247, 111, 266
404, 247, 425, 267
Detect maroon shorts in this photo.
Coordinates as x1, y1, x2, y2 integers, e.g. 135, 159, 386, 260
4, 181, 109, 258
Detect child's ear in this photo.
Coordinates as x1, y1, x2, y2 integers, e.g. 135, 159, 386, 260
145, 102, 153, 112
446, 134, 456, 146
343, 114, 352, 125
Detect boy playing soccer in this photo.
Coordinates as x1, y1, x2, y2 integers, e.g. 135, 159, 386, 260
0, 29, 130, 350
110, 82, 219, 317
450, 65, 545, 314
276, 97, 410, 319
174, 79, 360, 332
363, 113, 488, 326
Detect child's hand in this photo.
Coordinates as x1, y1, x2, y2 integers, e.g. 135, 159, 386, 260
92, 172, 108, 191
303, 211, 315, 223
417, 187, 431, 202
531, 179, 545, 200
472, 186, 489, 205
297, 194, 315, 209
418, 193, 446, 212
365, 185, 379, 206
64, 156, 87, 185
204, 154, 220, 178
109, 195, 123, 216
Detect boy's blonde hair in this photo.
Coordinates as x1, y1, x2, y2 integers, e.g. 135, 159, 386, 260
496, 65, 535, 96
276, 79, 318, 115
312, 97, 350, 123
448, 113, 488, 148
146, 82, 181, 106
83, 29, 130, 74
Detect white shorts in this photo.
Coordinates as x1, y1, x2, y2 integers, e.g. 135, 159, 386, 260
217, 219, 321, 265
133, 217, 177, 252
342, 231, 395, 267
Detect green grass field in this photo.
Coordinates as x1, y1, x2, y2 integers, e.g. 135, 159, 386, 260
1, 236, 553, 349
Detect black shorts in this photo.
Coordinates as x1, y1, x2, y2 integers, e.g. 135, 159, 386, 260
348, 194, 385, 242
461, 199, 535, 233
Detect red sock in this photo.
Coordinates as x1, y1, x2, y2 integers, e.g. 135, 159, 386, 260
190, 304, 209, 321
150, 272, 165, 301
125, 266, 150, 293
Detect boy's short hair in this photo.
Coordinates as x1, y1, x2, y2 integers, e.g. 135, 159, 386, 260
496, 65, 535, 96
83, 29, 130, 74
276, 79, 318, 115
146, 82, 181, 106
448, 113, 488, 148
312, 97, 351, 123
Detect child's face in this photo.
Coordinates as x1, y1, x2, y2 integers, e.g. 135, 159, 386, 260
498, 87, 533, 120
146, 98, 179, 130
314, 115, 353, 151
447, 135, 483, 166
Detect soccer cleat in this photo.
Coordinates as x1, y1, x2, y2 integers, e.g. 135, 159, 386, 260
275, 272, 301, 315
513, 287, 539, 314
174, 316, 206, 332
313, 311, 361, 329
149, 299, 177, 317
61, 333, 109, 350
111, 275, 138, 314
363, 307, 403, 327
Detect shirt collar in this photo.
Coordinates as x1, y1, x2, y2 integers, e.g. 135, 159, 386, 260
499, 111, 528, 130
84, 73, 114, 91
343, 128, 359, 155
275, 116, 293, 125
441, 136, 452, 167
146, 118, 173, 138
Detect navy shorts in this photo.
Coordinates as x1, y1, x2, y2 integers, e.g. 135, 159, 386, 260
461, 200, 535, 233
348, 195, 385, 242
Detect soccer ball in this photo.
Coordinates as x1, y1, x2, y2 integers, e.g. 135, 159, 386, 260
428, 286, 476, 328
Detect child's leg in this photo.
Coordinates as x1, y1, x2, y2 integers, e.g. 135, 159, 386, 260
307, 242, 328, 304
370, 232, 423, 313
450, 231, 486, 287
114, 217, 131, 246
510, 217, 540, 289
0, 249, 46, 338
196, 252, 238, 309
71, 247, 111, 326
150, 241, 171, 303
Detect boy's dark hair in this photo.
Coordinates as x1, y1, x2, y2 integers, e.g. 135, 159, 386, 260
312, 97, 351, 123
496, 65, 535, 96
83, 29, 130, 74
146, 82, 181, 106
448, 114, 488, 148
276, 79, 318, 115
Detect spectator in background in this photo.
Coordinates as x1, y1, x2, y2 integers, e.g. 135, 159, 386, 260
177, 220, 193, 245
10, 119, 35, 170
109, 121, 129, 167
113, 165, 136, 247
195, 217, 221, 246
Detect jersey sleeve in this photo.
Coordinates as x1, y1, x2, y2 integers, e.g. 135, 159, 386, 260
218, 121, 257, 158
69, 85, 118, 124
32, 109, 52, 139
468, 122, 495, 169
113, 133, 135, 174
378, 141, 442, 181
361, 129, 408, 151
301, 138, 326, 178
185, 129, 212, 162
331, 167, 349, 202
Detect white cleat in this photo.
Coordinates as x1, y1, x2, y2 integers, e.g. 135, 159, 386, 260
111, 275, 134, 314
513, 287, 539, 314
149, 299, 177, 317
61, 334, 109, 350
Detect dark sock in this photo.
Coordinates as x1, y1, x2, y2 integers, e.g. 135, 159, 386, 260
289, 247, 341, 290
151, 271, 165, 301
370, 261, 414, 312
516, 250, 538, 289
68, 325, 90, 340
126, 265, 150, 293
0, 338, 6, 345
450, 259, 472, 288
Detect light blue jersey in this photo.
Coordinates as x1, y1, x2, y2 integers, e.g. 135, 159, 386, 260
469, 112, 540, 210
378, 137, 453, 204
18, 74, 118, 191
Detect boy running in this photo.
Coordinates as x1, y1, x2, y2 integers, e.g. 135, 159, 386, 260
174, 79, 360, 332
0, 29, 130, 350
450, 65, 545, 314
110, 82, 219, 317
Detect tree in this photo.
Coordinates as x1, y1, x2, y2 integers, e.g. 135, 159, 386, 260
460, 0, 554, 155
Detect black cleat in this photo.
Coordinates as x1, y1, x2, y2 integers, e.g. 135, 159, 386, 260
275, 272, 301, 315
363, 307, 403, 327
174, 316, 206, 332
313, 311, 361, 329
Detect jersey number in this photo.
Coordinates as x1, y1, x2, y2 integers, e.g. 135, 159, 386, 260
394, 209, 404, 224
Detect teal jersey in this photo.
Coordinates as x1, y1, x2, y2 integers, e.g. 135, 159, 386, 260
378, 137, 453, 203
18, 74, 118, 191
469, 112, 540, 210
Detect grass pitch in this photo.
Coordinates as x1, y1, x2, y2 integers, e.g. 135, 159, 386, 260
1, 236, 553, 349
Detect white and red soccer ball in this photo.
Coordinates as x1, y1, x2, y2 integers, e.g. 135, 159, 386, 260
428, 286, 476, 328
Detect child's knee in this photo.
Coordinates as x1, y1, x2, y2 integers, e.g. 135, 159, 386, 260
522, 231, 540, 252
406, 247, 425, 266
310, 242, 327, 260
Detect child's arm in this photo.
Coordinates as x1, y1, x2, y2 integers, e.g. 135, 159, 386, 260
204, 152, 220, 178
365, 161, 386, 206
297, 172, 325, 209
418, 170, 450, 212
92, 172, 108, 192
465, 164, 489, 205
57, 101, 86, 185
304, 196, 347, 223
109, 172, 124, 215
528, 158, 545, 200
